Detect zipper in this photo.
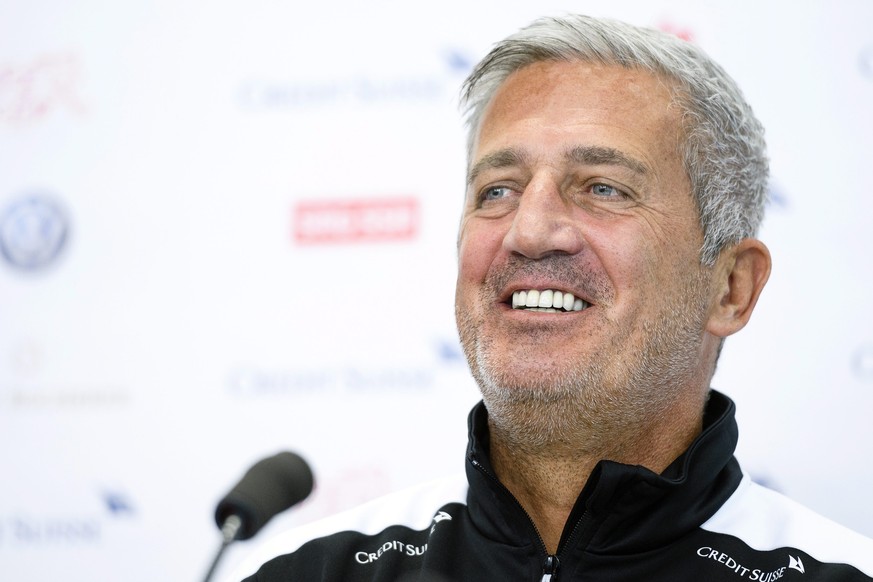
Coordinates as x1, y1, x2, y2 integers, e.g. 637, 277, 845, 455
540, 555, 559, 582
471, 457, 589, 582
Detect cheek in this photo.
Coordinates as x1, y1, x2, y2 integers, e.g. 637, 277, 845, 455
457, 219, 505, 285
583, 223, 648, 285
588, 212, 699, 286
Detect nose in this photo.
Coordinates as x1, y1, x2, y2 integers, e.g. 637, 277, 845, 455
502, 176, 584, 259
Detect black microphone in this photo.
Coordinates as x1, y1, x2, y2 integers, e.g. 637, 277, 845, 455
203, 451, 315, 582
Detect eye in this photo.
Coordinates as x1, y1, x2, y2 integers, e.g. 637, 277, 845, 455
591, 183, 624, 198
480, 186, 514, 202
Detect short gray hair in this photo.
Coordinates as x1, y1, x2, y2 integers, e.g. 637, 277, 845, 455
460, 15, 768, 265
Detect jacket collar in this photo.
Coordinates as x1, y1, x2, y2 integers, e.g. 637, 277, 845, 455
464, 390, 743, 555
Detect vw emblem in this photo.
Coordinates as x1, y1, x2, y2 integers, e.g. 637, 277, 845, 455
0, 194, 70, 270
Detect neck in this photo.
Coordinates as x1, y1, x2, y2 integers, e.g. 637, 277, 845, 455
487, 398, 705, 554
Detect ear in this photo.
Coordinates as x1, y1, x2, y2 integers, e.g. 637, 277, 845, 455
705, 238, 772, 338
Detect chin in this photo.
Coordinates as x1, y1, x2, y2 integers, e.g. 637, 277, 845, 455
473, 351, 590, 401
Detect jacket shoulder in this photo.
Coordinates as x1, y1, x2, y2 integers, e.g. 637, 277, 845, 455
223, 473, 468, 581
701, 475, 873, 578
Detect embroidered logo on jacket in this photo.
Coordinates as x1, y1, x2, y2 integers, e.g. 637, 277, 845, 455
355, 540, 428, 564
697, 546, 806, 579
355, 511, 453, 565
430, 511, 452, 533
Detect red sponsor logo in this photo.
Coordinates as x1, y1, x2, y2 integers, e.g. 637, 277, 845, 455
293, 197, 419, 244
0, 53, 87, 125
658, 21, 695, 42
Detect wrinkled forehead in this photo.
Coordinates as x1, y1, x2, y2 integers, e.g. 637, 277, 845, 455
466, 60, 688, 170
469, 61, 688, 179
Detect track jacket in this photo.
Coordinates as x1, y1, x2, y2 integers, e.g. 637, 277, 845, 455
236, 391, 873, 581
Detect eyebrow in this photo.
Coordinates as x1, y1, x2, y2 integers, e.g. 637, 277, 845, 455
466, 148, 532, 186
566, 145, 650, 177
466, 145, 650, 186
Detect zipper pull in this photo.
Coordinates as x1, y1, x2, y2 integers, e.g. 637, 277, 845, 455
541, 554, 559, 582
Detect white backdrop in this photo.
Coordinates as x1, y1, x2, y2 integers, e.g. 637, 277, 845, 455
1, 1, 872, 580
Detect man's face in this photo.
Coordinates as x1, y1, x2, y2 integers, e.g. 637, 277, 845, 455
455, 61, 719, 443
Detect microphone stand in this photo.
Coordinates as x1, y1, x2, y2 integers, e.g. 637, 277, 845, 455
202, 450, 314, 582
202, 515, 242, 582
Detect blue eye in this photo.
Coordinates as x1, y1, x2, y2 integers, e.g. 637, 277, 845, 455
482, 186, 512, 201
592, 183, 620, 197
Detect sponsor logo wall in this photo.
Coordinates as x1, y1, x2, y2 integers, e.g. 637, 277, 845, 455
1, 1, 872, 580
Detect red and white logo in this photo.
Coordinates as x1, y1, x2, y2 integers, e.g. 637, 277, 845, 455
0, 53, 87, 125
293, 197, 419, 245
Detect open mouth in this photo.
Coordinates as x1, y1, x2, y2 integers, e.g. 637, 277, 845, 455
510, 289, 591, 312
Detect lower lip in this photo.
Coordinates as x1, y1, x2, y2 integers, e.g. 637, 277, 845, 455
499, 303, 591, 317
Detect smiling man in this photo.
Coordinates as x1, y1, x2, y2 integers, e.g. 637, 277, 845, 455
454, 55, 751, 556
236, 15, 873, 582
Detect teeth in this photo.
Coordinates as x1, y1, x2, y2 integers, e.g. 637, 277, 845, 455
525, 290, 539, 308
510, 289, 589, 312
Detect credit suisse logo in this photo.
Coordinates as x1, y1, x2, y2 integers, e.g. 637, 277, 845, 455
238, 48, 472, 110
768, 183, 789, 210
861, 44, 873, 80
0, 490, 134, 548
227, 338, 459, 398
853, 344, 873, 383
293, 197, 419, 245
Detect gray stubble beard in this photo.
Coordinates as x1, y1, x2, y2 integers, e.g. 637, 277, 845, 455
455, 268, 712, 459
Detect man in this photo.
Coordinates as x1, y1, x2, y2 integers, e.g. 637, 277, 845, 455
235, 14, 873, 581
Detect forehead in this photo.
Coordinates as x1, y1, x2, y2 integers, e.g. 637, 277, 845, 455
473, 60, 685, 174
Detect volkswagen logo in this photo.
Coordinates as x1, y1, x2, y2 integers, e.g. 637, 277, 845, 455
0, 193, 70, 270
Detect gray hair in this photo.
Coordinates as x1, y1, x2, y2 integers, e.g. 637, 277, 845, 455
460, 15, 768, 265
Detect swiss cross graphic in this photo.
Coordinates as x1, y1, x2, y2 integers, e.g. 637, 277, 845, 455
0, 53, 87, 124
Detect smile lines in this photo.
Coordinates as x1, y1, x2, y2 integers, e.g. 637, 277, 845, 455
511, 289, 590, 312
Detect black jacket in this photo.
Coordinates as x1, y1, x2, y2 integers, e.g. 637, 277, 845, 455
239, 391, 873, 581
